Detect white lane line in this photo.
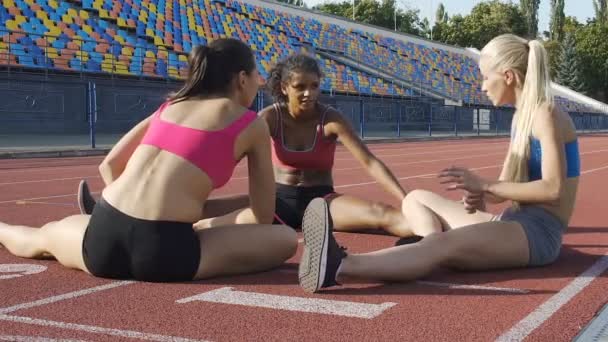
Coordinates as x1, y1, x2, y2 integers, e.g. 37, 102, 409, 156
0, 315, 207, 342
334, 149, 608, 190
416, 281, 529, 294
176, 287, 396, 319
335, 164, 502, 189
0, 334, 88, 342
227, 151, 508, 181
0, 264, 47, 280
0, 281, 134, 314
2, 149, 608, 205
496, 253, 608, 342
0, 176, 99, 186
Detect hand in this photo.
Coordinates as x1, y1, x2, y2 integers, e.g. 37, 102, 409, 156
438, 166, 489, 193
462, 191, 486, 214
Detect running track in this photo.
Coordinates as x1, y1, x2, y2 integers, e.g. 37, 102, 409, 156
1, 136, 607, 341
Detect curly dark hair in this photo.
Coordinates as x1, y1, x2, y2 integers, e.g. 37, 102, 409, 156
266, 53, 323, 103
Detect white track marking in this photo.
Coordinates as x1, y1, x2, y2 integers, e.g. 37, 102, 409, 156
496, 254, 608, 342
176, 287, 396, 319
0, 264, 47, 280
0, 335, 88, 342
0, 281, 134, 314
416, 281, 529, 294
335, 164, 502, 189
0, 315, 207, 342
0, 176, 99, 186
1, 148, 608, 205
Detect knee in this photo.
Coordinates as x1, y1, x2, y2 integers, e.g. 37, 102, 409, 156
274, 225, 298, 260
368, 201, 396, 220
402, 189, 427, 211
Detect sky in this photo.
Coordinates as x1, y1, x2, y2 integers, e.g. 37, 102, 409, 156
303, 0, 598, 34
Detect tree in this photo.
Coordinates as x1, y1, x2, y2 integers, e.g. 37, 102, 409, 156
556, 32, 586, 93
435, 3, 448, 23
313, 0, 424, 35
549, 0, 565, 41
312, 1, 351, 17
575, 22, 608, 102
520, 0, 540, 38
435, 1, 526, 49
594, 0, 607, 25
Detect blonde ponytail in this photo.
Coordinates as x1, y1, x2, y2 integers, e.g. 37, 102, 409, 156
481, 35, 554, 206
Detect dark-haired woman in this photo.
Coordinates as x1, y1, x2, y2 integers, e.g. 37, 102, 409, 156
195, 53, 414, 237
0, 38, 297, 282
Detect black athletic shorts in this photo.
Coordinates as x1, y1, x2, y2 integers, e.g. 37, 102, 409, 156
82, 197, 201, 282
273, 183, 336, 229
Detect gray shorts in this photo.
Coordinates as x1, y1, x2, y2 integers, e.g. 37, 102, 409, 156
494, 205, 566, 266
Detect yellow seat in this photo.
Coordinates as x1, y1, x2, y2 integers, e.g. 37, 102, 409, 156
37, 11, 48, 20
5, 20, 18, 31
79, 10, 89, 19
46, 47, 59, 59
99, 9, 109, 19
2, 0, 15, 8
48, 27, 61, 36
48, 0, 58, 8
15, 15, 27, 25
102, 61, 113, 73
77, 51, 89, 62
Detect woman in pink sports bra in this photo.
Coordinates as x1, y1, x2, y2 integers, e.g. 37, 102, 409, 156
0, 38, 297, 282
195, 53, 414, 238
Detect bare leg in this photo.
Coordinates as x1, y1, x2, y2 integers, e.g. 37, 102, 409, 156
298, 198, 529, 292
0, 215, 91, 272
327, 194, 412, 237
193, 224, 297, 279
337, 221, 529, 284
401, 189, 495, 237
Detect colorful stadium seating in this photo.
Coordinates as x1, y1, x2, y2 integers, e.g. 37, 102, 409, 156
0, 0, 604, 113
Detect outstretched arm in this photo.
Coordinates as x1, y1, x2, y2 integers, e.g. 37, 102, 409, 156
326, 111, 407, 201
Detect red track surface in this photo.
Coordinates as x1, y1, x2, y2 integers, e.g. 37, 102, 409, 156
1, 136, 607, 342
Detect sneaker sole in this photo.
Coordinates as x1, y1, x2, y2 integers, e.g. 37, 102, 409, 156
298, 198, 329, 293
77, 180, 87, 215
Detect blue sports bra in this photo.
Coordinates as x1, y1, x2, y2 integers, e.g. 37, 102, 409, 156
528, 137, 580, 181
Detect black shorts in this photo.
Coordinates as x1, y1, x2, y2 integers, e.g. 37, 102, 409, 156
273, 183, 336, 229
82, 197, 201, 282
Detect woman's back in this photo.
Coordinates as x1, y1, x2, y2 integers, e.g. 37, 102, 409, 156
103, 98, 259, 223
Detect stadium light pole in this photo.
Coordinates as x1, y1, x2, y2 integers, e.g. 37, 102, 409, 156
429, 0, 433, 40
394, 0, 410, 32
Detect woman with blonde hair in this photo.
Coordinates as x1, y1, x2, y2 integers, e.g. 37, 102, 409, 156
297, 34, 581, 293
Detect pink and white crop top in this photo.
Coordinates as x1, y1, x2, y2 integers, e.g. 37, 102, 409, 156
140, 101, 257, 189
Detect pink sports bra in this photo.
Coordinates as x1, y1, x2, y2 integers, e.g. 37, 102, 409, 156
270, 103, 336, 171
140, 101, 257, 189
